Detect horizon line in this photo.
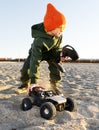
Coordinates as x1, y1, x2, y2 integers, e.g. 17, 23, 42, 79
0, 58, 99, 63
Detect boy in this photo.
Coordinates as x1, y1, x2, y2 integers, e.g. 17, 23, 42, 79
18, 3, 67, 94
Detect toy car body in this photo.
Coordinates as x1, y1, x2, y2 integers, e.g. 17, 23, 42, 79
21, 86, 76, 120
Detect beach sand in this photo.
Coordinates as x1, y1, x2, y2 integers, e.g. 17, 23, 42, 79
0, 62, 99, 130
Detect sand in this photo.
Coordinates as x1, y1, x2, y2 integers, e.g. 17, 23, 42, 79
0, 61, 99, 130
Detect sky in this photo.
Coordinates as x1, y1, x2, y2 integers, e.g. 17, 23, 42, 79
0, 0, 99, 59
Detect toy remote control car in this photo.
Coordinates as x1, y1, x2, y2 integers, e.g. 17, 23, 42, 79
21, 85, 76, 120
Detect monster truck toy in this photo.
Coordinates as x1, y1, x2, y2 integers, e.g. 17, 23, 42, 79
21, 85, 76, 120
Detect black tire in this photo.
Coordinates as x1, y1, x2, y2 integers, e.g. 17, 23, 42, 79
40, 102, 56, 120
21, 98, 32, 111
65, 97, 76, 112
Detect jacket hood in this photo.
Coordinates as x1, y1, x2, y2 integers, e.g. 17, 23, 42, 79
31, 22, 52, 39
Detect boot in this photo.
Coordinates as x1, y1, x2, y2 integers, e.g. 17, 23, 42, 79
18, 81, 30, 89
50, 82, 62, 95
18, 84, 27, 89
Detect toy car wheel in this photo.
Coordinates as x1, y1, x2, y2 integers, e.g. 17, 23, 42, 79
21, 98, 32, 111
40, 102, 56, 120
65, 97, 76, 112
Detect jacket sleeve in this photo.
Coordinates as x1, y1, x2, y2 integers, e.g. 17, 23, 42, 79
29, 38, 43, 84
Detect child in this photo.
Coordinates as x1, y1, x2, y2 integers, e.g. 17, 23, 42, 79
18, 3, 67, 94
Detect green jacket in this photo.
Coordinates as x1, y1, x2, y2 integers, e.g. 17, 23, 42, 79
29, 23, 63, 83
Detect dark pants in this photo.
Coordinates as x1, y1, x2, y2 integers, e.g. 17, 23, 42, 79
20, 49, 61, 88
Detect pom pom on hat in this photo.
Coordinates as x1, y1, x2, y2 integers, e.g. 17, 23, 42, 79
44, 3, 66, 32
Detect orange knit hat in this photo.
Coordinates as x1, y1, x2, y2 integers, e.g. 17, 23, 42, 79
44, 3, 66, 32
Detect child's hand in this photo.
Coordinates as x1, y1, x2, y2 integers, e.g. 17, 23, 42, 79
60, 56, 68, 62
27, 84, 45, 94
27, 84, 39, 93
